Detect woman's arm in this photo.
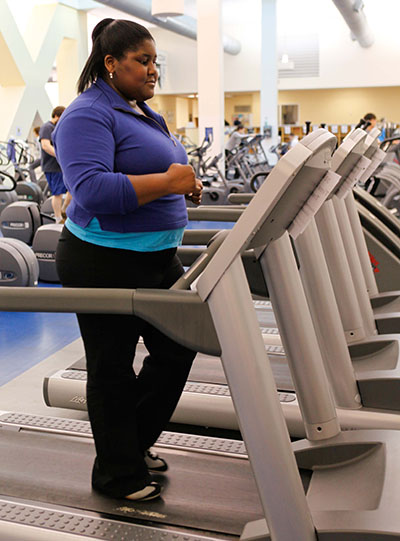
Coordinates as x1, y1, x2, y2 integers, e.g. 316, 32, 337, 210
127, 164, 201, 206
54, 108, 201, 213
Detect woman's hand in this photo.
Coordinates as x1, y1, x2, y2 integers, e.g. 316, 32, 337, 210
127, 163, 202, 207
186, 178, 203, 206
166, 163, 197, 195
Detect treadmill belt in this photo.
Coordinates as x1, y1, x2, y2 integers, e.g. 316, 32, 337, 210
69, 355, 86, 370
0, 430, 263, 536
255, 308, 276, 328
188, 353, 294, 391
269, 356, 294, 391
189, 354, 227, 385
69, 345, 294, 391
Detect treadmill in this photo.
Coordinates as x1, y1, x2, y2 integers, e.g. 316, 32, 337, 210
229, 178, 400, 295
193, 127, 400, 420
354, 184, 400, 241
43, 129, 400, 437
43, 257, 301, 433
354, 189, 400, 292
189, 142, 400, 418
43, 187, 296, 432
214, 128, 400, 339
3, 128, 400, 539
318, 132, 400, 328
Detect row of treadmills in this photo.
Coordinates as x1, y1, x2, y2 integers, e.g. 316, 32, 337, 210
44, 127, 400, 437
1, 127, 400, 539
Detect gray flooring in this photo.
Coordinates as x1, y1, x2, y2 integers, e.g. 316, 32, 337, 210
0, 339, 88, 420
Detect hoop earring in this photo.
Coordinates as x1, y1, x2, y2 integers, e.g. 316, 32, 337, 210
109, 72, 114, 79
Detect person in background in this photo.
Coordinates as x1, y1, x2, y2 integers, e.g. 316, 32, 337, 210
363, 112, 386, 142
363, 112, 377, 131
53, 18, 202, 503
287, 133, 299, 149
225, 123, 248, 153
224, 119, 231, 136
60, 191, 72, 224
225, 123, 250, 178
32, 126, 41, 153
28, 126, 42, 183
39, 106, 67, 222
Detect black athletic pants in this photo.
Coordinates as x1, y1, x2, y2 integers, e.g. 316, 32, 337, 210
56, 227, 196, 497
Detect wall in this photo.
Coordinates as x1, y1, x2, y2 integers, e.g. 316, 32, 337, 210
0, 0, 87, 139
149, 1, 263, 95
150, 85, 400, 137
175, 96, 190, 130
237, 86, 400, 126
225, 93, 260, 128
148, 94, 178, 133
223, 0, 262, 92
81, 0, 400, 136
277, 0, 400, 90
279, 86, 400, 125
3, 0, 395, 139
149, 26, 198, 95
144, 0, 400, 94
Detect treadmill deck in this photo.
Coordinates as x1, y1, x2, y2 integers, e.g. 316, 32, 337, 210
0, 414, 263, 538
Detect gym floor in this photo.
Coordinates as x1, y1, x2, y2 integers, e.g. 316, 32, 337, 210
0, 283, 80, 386
0, 279, 85, 419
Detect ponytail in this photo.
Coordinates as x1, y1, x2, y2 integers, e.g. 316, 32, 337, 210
77, 18, 114, 94
77, 18, 154, 94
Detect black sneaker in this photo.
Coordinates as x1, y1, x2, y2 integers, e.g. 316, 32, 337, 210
125, 481, 162, 501
144, 449, 168, 472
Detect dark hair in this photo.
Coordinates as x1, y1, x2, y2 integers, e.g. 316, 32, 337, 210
52, 106, 66, 118
77, 18, 154, 94
235, 123, 244, 131
364, 113, 376, 121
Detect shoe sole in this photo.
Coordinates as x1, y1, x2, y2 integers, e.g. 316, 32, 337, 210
125, 484, 162, 502
125, 490, 161, 502
147, 465, 168, 473
139, 490, 162, 501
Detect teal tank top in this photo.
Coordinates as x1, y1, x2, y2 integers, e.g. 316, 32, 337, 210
65, 218, 185, 252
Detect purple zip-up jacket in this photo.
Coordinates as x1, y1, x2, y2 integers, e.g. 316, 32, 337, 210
53, 78, 188, 233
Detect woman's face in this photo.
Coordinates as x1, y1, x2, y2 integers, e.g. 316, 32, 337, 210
105, 39, 158, 102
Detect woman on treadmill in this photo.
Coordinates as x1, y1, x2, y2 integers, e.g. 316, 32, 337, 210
53, 18, 202, 502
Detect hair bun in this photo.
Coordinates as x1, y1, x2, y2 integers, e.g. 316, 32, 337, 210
92, 18, 114, 43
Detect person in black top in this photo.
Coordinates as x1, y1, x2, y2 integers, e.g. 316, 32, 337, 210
39, 106, 67, 222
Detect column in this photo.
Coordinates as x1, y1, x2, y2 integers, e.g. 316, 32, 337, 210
197, 0, 224, 162
260, 0, 278, 144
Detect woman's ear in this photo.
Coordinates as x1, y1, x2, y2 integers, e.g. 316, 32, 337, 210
104, 55, 116, 76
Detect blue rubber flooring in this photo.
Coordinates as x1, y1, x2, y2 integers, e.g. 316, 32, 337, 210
0, 283, 80, 386
187, 221, 234, 231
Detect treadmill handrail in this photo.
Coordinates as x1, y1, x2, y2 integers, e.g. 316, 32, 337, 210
187, 207, 243, 221
0, 287, 135, 314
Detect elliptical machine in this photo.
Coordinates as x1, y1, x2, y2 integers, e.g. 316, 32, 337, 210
0, 169, 18, 215
0, 200, 62, 282
0, 176, 39, 287
187, 135, 246, 205
1, 139, 44, 204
